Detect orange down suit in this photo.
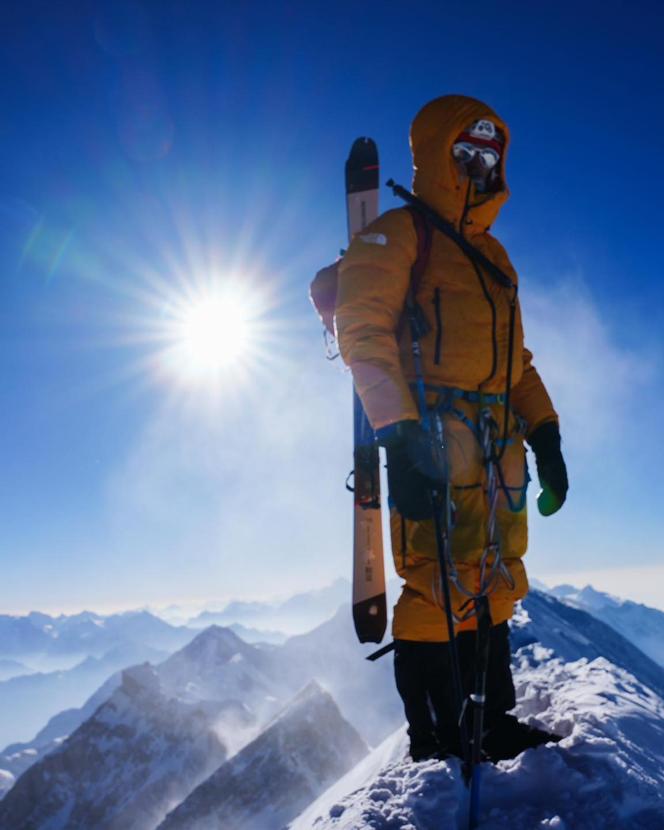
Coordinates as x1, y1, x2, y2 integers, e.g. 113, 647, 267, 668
335, 95, 558, 642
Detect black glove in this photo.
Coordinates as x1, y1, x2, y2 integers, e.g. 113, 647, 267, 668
528, 421, 568, 516
378, 420, 446, 521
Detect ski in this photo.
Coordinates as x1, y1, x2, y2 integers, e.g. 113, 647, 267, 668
345, 138, 387, 644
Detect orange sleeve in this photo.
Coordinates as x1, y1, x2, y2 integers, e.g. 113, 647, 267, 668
510, 347, 559, 437
335, 209, 420, 430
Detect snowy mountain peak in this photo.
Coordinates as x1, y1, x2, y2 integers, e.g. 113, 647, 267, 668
550, 583, 622, 609
155, 624, 268, 702
276, 678, 325, 713
120, 662, 161, 698
171, 624, 246, 662
158, 683, 368, 830
263, 680, 346, 740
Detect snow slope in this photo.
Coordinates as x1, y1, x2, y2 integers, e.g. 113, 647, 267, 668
515, 592, 664, 698
291, 594, 664, 830
292, 657, 664, 830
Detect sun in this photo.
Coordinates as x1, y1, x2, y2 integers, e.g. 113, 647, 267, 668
164, 282, 260, 385
176, 289, 250, 374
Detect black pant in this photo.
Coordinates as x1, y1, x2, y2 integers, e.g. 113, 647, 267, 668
394, 621, 516, 747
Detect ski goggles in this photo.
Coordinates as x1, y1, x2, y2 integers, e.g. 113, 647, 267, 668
452, 141, 501, 169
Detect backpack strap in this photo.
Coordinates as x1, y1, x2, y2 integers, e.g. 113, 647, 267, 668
396, 205, 434, 340
404, 204, 433, 294
388, 180, 515, 289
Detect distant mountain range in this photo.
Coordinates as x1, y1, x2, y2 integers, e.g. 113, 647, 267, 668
184, 577, 351, 634
0, 658, 32, 682
0, 607, 199, 750
0, 611, 390, 829
542, 583, 664, 668
0, 640, 168, 749
0, 609, 194, 667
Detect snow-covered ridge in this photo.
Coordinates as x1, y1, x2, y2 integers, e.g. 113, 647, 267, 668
292, 644, 664, 829
0, 609, 198, 750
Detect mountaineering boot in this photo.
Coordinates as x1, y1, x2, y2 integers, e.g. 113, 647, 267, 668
410, 725, 465, 762
434, 722, 464, 760
482, 713, 562, 762
394, 640, 440, 762
409, 732, 442, 762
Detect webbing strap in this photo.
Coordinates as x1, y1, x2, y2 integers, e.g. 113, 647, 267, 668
387, 181, 516, 290
425, 384, 507, 406
366, 641, 395, 662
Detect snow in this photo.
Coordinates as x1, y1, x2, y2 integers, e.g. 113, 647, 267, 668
290, 726, 410, 830
0, 767, 16, 796
290, 641, 664, 829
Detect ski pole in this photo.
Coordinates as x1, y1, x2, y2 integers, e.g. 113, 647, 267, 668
467, 409, 504, 827
468, 595, 491, 829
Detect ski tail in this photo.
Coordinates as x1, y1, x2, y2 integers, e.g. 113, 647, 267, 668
345, 138, 387, 645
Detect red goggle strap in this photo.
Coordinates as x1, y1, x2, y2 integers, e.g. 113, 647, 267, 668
455, 132, 503, 155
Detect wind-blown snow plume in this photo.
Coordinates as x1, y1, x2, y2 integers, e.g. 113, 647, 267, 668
158, 682, 368, 830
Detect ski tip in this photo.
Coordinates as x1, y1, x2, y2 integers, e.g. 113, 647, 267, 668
346, 138, 379, 194
346, 137, 378, 166
349, 136, 377, 152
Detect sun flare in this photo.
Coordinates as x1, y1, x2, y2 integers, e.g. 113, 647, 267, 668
177, 291, 250, 372
164, 282, 261, 385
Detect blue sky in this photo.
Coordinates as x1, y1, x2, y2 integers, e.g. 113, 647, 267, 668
1, 1, 663, 614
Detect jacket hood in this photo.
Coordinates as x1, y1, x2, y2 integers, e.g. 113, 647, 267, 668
410, 94, 511, 233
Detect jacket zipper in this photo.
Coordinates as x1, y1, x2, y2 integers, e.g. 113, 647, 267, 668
459, 180, 498, 384
433, 287, 442, 364
459, 180, 472, 236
